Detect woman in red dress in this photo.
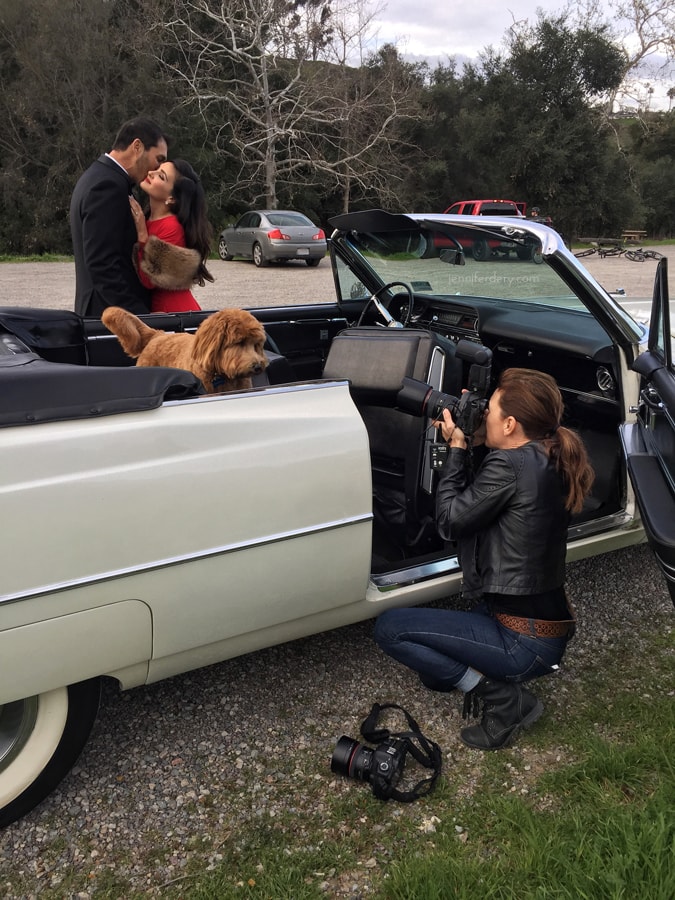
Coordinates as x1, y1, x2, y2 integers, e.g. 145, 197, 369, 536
130, 159, 214, 312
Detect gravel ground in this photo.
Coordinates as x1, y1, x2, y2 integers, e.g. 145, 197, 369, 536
1, 249, 674, 896
0, 547, 672, 897
0, 245, 672, 313
0, 257, 336, 311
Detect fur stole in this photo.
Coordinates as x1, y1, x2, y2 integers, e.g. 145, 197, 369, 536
134, 235, 202, 290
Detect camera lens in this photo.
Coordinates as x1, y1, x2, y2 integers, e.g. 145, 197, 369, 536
397, 377, 458, 422
331, 735, 374, 781
426, 390, 456, 422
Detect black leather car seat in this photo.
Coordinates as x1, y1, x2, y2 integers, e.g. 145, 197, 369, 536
323, 327, 463, 557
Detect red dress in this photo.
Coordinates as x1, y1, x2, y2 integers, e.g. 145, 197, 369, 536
137, 215, 202, 313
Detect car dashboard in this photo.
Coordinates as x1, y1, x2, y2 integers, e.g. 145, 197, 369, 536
402, 294, 622, 415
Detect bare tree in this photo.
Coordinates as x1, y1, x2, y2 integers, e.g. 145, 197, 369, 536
308, 0, 428, 212
145, 0, 426, 211
311, 44, 427, 212
145, 0, 336, 208
567, 0, 675, 112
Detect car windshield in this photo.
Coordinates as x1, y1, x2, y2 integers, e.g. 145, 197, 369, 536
267, 212, 313, 227
335, 223, 589, 312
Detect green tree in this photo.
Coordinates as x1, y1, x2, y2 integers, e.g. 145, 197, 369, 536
400, 61, 467, 212
0, 0, 170, 253
623, 111, 675, 236
444, 14, 637, 238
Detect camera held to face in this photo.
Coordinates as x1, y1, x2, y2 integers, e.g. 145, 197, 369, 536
397, 338, 492, 437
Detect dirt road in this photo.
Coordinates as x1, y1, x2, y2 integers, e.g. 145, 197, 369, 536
0, 247, 669, 313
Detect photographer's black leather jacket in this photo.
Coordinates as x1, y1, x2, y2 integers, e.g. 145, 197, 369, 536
436, 442, 569, 600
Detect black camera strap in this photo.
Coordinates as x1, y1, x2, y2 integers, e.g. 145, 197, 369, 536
360, 703, 443, 803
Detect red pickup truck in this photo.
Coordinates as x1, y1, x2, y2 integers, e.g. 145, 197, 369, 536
444, 199, 525, 217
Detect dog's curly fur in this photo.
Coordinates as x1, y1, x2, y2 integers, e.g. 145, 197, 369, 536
101, 307, 268, 394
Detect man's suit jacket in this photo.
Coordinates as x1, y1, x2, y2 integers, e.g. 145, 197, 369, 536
70, 155, 151, 317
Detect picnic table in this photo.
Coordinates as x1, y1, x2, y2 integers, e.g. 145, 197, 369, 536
621, 230, 647, 244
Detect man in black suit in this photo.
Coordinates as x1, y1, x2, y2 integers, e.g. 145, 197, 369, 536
71, 118, 169, 317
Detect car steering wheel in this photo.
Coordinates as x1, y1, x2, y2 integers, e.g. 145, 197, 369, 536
356, 281, 415, 328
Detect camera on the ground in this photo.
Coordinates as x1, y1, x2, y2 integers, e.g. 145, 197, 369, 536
331, 734, 408, 801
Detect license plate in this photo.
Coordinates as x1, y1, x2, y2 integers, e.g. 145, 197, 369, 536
297, 248, 309, 255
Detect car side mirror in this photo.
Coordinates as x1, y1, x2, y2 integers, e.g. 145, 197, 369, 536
439, 248, 465, 266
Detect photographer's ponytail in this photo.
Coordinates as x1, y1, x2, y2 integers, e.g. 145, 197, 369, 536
498, 368, 594, 514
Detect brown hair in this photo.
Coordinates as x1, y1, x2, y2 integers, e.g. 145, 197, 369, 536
497, 368, 595, 514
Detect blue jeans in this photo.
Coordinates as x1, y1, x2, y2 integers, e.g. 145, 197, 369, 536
373, 604, 569, 691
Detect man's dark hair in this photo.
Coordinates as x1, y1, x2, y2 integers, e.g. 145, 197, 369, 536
112, 118, 168, 151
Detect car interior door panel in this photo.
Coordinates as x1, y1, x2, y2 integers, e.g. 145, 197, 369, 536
620, 258, 675, 606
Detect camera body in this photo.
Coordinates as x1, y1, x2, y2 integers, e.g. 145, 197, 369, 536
397, 338, 492, 438
331, 734, 408, 800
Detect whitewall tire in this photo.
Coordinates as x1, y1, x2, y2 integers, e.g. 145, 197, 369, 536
0, 679, 101, 828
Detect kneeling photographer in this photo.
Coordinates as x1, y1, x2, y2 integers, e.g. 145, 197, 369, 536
374, 368, 594, 750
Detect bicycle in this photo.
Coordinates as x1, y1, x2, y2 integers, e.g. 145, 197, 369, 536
598, 246, 625, 258
574, 246, 597, 258
625, 248, 664, 262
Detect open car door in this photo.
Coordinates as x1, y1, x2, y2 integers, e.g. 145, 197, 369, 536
620, 258, 675, 607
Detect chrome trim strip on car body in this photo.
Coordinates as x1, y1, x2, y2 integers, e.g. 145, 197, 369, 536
371, 555, 460, 590
0, 514, 373, 607
566, 510, 636, 541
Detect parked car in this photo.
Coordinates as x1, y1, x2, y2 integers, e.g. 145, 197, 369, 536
218, 210, 326, 267
2, 210, 670, 828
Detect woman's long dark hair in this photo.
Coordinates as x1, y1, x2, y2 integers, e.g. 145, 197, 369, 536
170, 159, 214, 285
497, 368, 595, 514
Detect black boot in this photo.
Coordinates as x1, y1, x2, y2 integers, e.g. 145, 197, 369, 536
460, 678, 543, 750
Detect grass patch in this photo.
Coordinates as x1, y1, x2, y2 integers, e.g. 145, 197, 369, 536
384, 782, 673, 899
144, 615, 674, 900
0, 254, 73, 263
378, 621, 674, 900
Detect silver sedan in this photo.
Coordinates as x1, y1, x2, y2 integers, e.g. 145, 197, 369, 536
218, 209, 327, 267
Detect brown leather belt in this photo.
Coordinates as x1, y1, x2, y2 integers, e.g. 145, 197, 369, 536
495, 613, 574, 639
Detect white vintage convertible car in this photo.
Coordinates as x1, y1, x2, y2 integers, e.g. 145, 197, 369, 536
2, 210, 671, 827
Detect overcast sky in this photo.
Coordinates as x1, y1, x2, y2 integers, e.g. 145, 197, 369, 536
368, 0, 674, 110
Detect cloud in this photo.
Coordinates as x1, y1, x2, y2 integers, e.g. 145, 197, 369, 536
370, 1, 553, 57
367, 0, 674, 109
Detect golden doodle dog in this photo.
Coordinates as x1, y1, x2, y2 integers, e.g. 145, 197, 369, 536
101, 306, 268, 394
